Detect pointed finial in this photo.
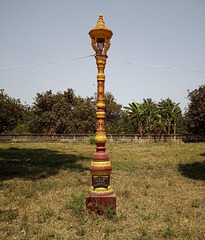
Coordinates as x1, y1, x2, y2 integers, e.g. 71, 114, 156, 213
97, 13, 105, 26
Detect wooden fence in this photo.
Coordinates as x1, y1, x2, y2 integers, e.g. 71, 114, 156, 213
0, 134, 204, 142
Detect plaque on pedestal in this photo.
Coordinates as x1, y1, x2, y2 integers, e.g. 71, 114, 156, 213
93, 176, 108, 188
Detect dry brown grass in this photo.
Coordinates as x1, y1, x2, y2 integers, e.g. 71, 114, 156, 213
0, 141, 204, 239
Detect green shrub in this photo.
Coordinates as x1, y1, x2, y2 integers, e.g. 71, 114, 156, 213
67, 193, 86, 216
88, 136, 95, 145
12, 124, 31, 134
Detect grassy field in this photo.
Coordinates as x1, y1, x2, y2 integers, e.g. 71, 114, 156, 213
0, 141, 204, 240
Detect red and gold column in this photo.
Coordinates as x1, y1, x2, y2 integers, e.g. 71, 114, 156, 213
86, 14, 116, 214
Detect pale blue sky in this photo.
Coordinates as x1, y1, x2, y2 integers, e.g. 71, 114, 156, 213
0, 0, 204, 112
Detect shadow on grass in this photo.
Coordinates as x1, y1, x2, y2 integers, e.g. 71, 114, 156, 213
178, 153, 205, 180
0, 147, 89, 181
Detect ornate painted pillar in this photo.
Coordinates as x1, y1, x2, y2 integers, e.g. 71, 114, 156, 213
86, 14, 116, 214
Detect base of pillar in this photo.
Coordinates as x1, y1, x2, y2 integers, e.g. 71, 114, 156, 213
86, 192, 116, 215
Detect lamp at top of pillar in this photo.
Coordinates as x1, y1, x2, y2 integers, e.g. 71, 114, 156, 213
86, 14, 116, 215
89, 13, 113, 57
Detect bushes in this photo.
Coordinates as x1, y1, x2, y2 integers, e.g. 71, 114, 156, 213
88, 136, 95, 145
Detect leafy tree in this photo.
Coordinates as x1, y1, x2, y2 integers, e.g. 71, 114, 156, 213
69, 96, 96, 134
116, 110, 131, 134
92, 92, 129, 134
125, 98, 162, 135
104, 92, 127, 133
158, 98, 182, 134
29, 90, 68, 134
125, 98, 182, 135
30, 90, 129, 134
185, 85, 205, 135
29, 89, 96, 134
124, 100, 147, 136
0, 89, 26, 134
142, 99, 161, 134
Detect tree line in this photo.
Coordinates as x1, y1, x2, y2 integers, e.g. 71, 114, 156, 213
0, 85, 204, 135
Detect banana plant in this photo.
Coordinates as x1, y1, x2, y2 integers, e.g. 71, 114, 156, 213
158, 99, 181, 135
124, 100, 147, 136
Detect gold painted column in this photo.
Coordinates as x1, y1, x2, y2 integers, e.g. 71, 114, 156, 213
86, 14, 116, 214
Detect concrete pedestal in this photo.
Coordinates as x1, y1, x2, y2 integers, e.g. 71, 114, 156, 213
86, 192, 116, 215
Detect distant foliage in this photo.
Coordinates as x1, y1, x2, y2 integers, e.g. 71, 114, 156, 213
185, 85, 205, 135
11, 124, 31, 134
0, 89, 26, 134
105, 92, 130, 134
158, 98, 182, 135
29, 89, 96, 134
28, 90, 129, 134
125, 98, 182, 135
1, 87, 204, 136
88, 136, 95, 145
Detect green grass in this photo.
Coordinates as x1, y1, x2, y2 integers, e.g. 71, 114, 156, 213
0, 141, 204, 239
